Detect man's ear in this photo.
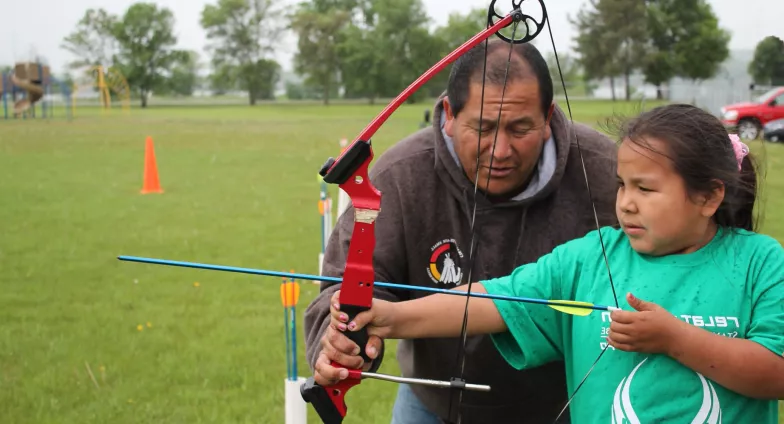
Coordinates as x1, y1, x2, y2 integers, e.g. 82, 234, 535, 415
543, 102, 555, 140
443, 96, 455, 137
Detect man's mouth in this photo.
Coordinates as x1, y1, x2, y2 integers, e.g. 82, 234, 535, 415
486, 167, 513, 178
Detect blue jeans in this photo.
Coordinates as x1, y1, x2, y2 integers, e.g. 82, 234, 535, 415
391, 384, 442, 424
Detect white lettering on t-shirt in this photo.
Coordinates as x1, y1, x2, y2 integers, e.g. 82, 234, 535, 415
596, 312, 742, 349
680, 315, 739, 328
681, 315, 743, 338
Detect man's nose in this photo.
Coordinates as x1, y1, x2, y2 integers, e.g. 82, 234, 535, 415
489, 131, 513, 160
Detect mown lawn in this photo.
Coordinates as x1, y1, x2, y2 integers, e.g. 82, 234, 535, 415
1, 99, 782, 423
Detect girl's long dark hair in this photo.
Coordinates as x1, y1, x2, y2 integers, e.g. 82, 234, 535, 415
606, 103, 763, 232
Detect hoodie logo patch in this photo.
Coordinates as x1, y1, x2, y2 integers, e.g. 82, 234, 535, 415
427, 239, 464, 285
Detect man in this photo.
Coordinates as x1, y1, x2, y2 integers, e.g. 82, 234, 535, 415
304, 40, 619, 423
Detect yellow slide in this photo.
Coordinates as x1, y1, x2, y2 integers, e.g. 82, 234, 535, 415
11, 74, 45, 114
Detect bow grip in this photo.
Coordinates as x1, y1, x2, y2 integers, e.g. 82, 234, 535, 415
300, 377, 344, 424
340, 303, 372, 363
300, 370, 363, 424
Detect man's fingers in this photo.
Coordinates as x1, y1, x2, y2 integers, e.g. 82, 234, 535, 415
313, 351, 349, 386
322, 341, 364, 369
326, 325, 361, 353
321, 327, 365, 368
364, 335, 383, 360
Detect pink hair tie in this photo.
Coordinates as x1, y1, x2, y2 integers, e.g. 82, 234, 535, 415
730, 134, 749, 171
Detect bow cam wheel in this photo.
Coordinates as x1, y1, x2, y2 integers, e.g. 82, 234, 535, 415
487, 0, 547, 44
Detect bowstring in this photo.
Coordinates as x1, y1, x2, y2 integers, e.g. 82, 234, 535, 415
541, 3, 620, 421
449, 16, 521, 424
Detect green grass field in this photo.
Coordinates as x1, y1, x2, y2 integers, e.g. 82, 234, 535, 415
1, 100, 783, 423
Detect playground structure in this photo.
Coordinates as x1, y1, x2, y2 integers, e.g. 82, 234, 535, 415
1, 62, 73, 120
72, 65, 131, 114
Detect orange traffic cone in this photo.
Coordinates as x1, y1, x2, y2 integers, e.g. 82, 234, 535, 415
141, 136, 163, 194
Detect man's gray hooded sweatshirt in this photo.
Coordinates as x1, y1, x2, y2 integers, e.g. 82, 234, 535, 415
304, 95, 619, 423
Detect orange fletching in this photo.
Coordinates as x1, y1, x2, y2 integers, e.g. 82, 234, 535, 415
280, 281, 300, 308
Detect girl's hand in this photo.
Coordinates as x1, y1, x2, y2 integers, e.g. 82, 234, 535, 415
330, 290, 396, 341
607, 293, 688, 355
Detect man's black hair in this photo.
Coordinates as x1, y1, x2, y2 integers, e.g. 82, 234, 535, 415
445, 39, 553, 118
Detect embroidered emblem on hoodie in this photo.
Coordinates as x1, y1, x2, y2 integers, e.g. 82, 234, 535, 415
427, 239, 464, 285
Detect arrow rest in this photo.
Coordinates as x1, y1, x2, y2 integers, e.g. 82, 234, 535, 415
487, 0, 547, 44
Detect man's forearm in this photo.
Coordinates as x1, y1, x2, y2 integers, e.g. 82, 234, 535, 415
667, 322, 784, 399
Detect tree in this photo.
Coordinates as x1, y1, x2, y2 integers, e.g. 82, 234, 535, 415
338, 23, 387, 103
289, 4, 351, 104
427, 8, 486, 97
338, 0, 435, 104
671, 0, 730, 87
61, 8, 119, 69
208, 64, 239, 95
748, 36, 784, 86
167, 51, 202, 97
432, 8, 485, 51
639, 0, 730, 100
242, 59, 280, 100
112, 3, 188, 107
593, 0, 648, 101
201, 0, 284, 105
546, 52, 583, 96
570, 1, 622, 101
641, 1, 678, 99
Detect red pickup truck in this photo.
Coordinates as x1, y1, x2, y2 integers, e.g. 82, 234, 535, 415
720, 86, 784, 140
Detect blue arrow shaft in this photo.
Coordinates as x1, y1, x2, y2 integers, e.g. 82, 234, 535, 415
117, 255, 614, 312
283, 306, 291, 379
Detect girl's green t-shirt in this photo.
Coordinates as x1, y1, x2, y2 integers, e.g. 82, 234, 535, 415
482, 226, 784, 423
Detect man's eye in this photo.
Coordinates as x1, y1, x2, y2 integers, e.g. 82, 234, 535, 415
639, 186, 651, 192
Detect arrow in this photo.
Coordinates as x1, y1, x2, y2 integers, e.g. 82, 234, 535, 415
117, 255, 621, 316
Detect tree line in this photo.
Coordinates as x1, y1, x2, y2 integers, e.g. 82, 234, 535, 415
58, 0, 784, 107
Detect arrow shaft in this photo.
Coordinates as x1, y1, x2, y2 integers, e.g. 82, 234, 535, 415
117, 255, 617, 313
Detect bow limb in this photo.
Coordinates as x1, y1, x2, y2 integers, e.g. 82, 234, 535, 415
300, 4, 531, 423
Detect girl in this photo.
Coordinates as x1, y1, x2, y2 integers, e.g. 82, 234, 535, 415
327, 104, 784, 423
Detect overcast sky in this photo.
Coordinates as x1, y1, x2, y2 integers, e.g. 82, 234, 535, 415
1, 0, 780, 75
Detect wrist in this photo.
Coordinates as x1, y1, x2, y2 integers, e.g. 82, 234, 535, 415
386, 301, 402, 339
664, 317, 693, 358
